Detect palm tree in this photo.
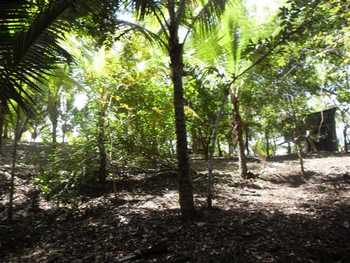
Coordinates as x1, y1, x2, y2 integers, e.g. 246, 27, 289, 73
0, 0, 119, 113
0, 0, 121, 222
191, 0, 316, 179
191, 1, 255, 178
0, 0, 76, 113
119, 0, 230, 218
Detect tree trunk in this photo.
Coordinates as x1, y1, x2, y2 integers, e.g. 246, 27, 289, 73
265, 129, 270, 158
97, 94, 108, 184
287, 141, 292, 155
0, 105, 5, 154
344, 125, 349, 153
295, 142, 305, 176
273, 138, 277, 157
52, 118, 57, 145
217, 138, 223, 157
203, 139, 209, 161
7, 110, 21, 223
207, 90, 228, 208
168, 10, 195, 218
228, 138, 234, 157
62, 123, 66, 143
245, 126, 250, 156
3, 122, 8, 140
191, 128, 200, 154
230, 91, 248, 178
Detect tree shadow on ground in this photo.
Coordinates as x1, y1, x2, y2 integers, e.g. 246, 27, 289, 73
1, 192, 349, 263
266, 169, 350, 189
266, 154, 299, 163
83, 168, 227, 199
266, 171, 316, 187
267, 152, 350, 164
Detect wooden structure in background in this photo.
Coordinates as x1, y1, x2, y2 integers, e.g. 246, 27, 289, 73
305, 108, 337, 152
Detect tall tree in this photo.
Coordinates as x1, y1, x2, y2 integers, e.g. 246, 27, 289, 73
0, 0, 122, 114
118, 0, 229, 218
191, 1, 265, 178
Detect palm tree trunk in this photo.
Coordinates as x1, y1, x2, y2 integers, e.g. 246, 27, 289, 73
168, 10, 195, 218
52, 118, 57, 145
230, 91, 248, 178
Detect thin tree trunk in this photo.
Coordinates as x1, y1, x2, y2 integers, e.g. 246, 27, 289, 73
287, 96, 305, 175
3, 122, 8, 140
217, 138, 223, 157
287, 141, 292, 155
168, 5, 195, 218
245, 126, 250, 156
295, 142, 305, 175
62, 123, 66, 143
230, 91, 248, 178
203, 140, 209, 161
31, 125, 38, 143
0, 106, 5, 154
265, 129, 270, 158
207, 90, 228, 208
52, 118, 57, 145
273, 138, 277, 157
97, 94, 108, 184
198, 129, 208, 159
228, 138, 234, 157
7, 110, 21, 223
344, 125, 349, 153
191, 128, 199, 154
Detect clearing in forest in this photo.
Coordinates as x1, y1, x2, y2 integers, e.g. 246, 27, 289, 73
1, 150, 350, 263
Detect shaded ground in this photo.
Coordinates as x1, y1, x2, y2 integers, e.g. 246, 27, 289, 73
1, 146, 350, 262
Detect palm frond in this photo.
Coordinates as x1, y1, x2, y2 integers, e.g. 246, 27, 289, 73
125, 0, 164, 20
0, 0, 74, 114
190, 0, 229, 33
116, 19, 167, 48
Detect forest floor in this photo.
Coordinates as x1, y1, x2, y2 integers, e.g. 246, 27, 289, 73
1, 144, 350, 263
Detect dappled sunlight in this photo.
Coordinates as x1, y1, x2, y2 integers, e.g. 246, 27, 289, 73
1, 0, 349, 262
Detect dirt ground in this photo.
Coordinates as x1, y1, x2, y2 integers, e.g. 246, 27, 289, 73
1, 149, 350, 263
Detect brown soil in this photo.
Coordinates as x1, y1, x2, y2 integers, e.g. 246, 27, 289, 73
1, 148, 349, 263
